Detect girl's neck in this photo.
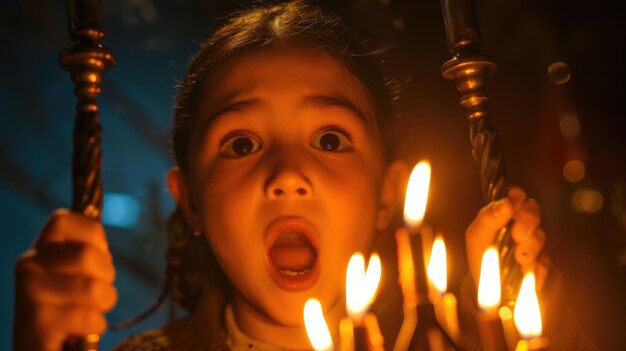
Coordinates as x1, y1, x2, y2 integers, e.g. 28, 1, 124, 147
231, 292, 344, 350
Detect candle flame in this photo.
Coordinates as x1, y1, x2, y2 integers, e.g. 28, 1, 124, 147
304, 299, 334, 351
477, 247, 501, 310
346, 253, 382, 319
427, 236, 447, 294
403, 161, 431, 228
514, 272, 543, 339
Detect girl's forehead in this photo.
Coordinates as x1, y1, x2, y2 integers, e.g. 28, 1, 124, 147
202, 46, 376, 122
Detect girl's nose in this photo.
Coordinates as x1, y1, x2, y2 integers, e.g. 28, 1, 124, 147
265, 168, 312, 200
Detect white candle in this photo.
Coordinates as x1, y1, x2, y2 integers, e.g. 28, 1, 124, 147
394, 161, 431, 351
428, 236, 460, 343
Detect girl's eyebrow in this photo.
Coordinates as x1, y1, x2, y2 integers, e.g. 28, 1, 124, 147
303, 94, 369, 127
199, 98, 260, 133
199, 94, 368, 135
211, 99, 260, 121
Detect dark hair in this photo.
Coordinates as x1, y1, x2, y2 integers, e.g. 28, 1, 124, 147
167, 0, 396, 313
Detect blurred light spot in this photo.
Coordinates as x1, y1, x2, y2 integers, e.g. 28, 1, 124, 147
102, 193, 141, 228
548, 61, 571, 84
393, 19, 405, 30
559, 113, 580, 138
572, 189, 603, 213
134, 0, 159, 23
499, 306, 513, 320
563, 160, 585, 182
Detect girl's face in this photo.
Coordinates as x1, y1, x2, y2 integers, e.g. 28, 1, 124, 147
170, 46, 397, 345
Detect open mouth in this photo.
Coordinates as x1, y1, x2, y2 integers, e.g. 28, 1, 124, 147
269, 232, 317, 275
265, 217, 320, 291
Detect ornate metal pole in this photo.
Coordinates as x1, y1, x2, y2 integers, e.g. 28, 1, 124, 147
438, 0, 521, 302
59, 0, 114, 349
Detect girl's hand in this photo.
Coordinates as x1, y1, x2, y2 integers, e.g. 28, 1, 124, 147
465, 186, 550, 288
14, 209, 117, 351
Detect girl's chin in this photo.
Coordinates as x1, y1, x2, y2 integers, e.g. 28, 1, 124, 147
269, 308, 307, 327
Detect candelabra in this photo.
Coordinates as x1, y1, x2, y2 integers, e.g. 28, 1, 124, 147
59, 0, 115, 350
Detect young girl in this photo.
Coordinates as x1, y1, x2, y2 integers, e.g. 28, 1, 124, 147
15, 1, 576, 350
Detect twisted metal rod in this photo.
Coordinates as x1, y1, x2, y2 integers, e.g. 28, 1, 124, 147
439, 0, 521, 302
59, 0, 115, 349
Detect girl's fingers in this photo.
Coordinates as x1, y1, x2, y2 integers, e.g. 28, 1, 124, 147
511, 199, 542, 243
19, 267, 117, 312
466, 197, 514, 281
517, 253, 551, 292
37, 209, 109, 253
466, 197, 514, 243
534, 254, 551, 290
507, 186, 527, 211
15, 210, 114, 351
514, 227, 546, 267
465, 186, 551, 291
35, 242, 115, 283
16, 305, 107, 351
33, 305, 107, 339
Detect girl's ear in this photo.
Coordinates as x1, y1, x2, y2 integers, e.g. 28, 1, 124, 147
168, 167, 202, 230
376, 160, 409, 231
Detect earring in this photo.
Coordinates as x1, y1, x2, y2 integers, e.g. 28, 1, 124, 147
192, 229, 202, 237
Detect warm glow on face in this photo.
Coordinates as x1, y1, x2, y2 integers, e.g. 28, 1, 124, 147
304, 299, 334, 351
403, 161, 431, 228
346, 253, 382, 319
427, 237, 447, 294
514, 273, 543, 339
477, 247, 501, 310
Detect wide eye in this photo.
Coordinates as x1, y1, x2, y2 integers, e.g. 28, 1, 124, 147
221, 135, 261, 157
312, 130, 352, 152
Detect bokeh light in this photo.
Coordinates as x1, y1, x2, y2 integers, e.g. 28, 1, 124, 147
102, 193, 141, 228
559, 113, 580, 138
548, 61, 571, 84
563, 160, 585, 182
572, 189, 603, 213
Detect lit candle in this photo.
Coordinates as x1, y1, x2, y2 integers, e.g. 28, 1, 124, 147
401, 161, 431, 299
341, 253, 384, 351
394, 161, 456, 351
428, 236, 461, 343
404, 161, 431, 229
476, 247, 508, 351
394, 161, 431, 351
513, 273, 550, 351
427, 237, 448, 296
304, 299, 334, 351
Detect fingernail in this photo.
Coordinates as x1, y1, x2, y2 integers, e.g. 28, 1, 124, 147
493, 198, 509, 217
